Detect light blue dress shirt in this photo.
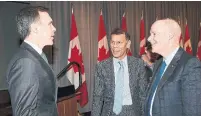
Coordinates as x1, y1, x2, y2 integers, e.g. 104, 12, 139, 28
113, 56, 132, 105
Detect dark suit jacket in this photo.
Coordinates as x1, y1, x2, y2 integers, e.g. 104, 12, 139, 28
144, 47, 201, 116
6, 42, 58, 116
91, 56, 148, 116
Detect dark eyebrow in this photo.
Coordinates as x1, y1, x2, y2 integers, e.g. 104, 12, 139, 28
48, 21, 53, 25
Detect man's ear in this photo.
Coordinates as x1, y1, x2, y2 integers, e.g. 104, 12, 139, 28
126, 40, 131, 48
30, 23, 39, 34
168, 33, 174, 40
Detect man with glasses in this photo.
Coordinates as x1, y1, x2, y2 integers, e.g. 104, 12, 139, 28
92, 28, 148, 116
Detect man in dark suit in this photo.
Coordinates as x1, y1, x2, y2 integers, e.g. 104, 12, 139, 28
144, 18, 201, 116
91, 28, 148, 116
6, 6, 58, 116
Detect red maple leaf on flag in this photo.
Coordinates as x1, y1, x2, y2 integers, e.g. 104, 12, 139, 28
197, 42, 201, 60
68, 45, 85, 74
98, 46, 110, 61
184, 20, 192, 54
121, 11, 132, 56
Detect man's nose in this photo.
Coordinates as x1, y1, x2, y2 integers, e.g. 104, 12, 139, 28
53, 25, 56, 32
113, 43, 119, 47
147, 36, 152, 42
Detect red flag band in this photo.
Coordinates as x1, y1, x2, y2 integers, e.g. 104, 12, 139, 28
196, 23, 201, 60
97, 10, 110, 62
184, 20, 192, 55
121, 12, 132, 56
67, 8, 88, 107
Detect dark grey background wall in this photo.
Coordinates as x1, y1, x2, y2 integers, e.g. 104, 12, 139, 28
0, 2, 29, 90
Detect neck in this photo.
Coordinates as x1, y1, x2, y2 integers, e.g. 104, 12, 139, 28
161, 45, 179, 58
25, 36, 44, 49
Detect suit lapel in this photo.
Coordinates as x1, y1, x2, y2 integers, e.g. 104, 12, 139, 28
111, 58, 115, 97
21, 42, 55, 80
157, 47, 183, 91
105, 58, 115, 98
127, 56, 134, 96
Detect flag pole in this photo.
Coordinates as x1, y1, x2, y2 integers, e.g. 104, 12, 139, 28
141, 10, 143, 19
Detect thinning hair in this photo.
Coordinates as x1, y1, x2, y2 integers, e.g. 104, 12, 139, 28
111, 28, 130, 40
156, 18, 181, 42
16, 6, 49, 39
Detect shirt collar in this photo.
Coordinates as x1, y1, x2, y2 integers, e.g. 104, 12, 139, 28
113, 55, 127, 66
24, 40, 42, 55
163, 47, 179, 66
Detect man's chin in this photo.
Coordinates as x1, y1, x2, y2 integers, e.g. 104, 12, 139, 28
112, 54, 119, 58
45, 42, 53, 47
48, 41, 54, 45
152, 49, 160, 54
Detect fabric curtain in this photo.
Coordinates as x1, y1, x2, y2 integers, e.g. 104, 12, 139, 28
29, 1, 201, 113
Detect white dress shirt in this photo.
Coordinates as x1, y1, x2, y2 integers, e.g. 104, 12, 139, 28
24, 40, 42, 55
150, 47, 179, 116
113, 56, 132, 105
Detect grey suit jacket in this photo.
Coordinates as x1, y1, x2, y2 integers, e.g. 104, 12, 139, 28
91, 56, 148, 116
6, 42, 58, 116
144, 48, 201, 116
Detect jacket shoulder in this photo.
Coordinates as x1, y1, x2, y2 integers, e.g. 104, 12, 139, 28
128, 56, 145, 65
97, 57, 112, 66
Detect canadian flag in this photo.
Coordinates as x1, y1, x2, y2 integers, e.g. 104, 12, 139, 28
139, 11, 145, 56
97, 10, 110, 62
67, 8, 88, 107
184, 20, 192, 55
121, 11, 132, 56
196, 23, 201, 60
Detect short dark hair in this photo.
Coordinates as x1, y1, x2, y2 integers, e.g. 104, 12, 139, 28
111, 28, 130, 40
145, 41, 162, 62
145, 41, 152, 51
16, 6, 49, 39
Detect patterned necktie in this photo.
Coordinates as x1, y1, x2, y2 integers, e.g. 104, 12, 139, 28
113, 61, 124, 115
41, 52, 48, 64
147, 61, 166, 116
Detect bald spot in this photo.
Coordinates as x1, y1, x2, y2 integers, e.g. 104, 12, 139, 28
153, 19, 181, 44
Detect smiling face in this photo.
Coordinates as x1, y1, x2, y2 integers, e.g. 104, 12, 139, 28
147, 21, 169, 55
110, 34, 130, 60
35, 11, 56, 47
147, 19, 181, 57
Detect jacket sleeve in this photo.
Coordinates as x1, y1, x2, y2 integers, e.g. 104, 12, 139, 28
182, 58, 201, 116
91, 64, 104, 116
7, 58, 39, 116
138, 59, 149, 116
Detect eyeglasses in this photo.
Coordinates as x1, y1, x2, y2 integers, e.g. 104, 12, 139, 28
110, 41, 125, 46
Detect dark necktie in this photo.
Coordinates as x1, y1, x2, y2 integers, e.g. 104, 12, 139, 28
113, 61, 124, 115
147, 61, 166, 116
